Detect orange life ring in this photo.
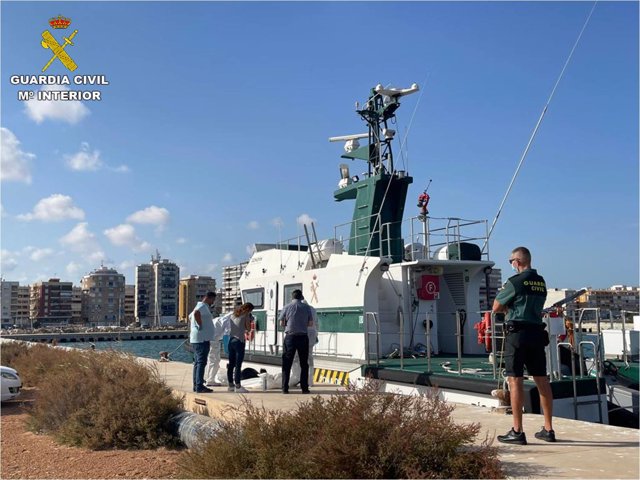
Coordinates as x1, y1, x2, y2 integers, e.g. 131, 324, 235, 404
483, 312, 492, 352
245, 320, 256, 342
474, 312, 492, 353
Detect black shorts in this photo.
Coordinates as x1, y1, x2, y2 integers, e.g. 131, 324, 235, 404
503, 326, 549, 377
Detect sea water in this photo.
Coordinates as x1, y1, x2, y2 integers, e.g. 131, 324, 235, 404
72, 338, 194, 364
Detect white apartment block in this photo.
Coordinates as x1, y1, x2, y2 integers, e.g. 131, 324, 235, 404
135, 252, 180, 327
222, 262, 248, 313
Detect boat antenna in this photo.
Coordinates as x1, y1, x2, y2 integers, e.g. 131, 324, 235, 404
398, 72, 430, 173
482, 1, 598, 253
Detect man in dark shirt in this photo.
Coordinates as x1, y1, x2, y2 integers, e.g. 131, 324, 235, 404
493, 246, 556, 445
279, 289, 314, 394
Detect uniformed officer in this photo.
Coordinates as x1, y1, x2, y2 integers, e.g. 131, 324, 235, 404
493, 246, 556, 445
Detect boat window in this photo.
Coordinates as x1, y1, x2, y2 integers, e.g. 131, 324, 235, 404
242, 288, 264, 309
283, 283, 303, 304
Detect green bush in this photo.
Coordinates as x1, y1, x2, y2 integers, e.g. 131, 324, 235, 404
1, 342, 183, 450
178, 382, 504, 479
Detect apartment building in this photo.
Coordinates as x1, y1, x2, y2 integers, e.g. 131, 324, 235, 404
124, 284, 135, 325
479, 268, 502, 312
2, 281, 32, 328
178, 275, 216, 322
71, 286, 83, 324
81, 266, 126, 326
576, 286, 639, 319
135, 252, 180, 326
221, 262, 247, 313
30, 278, 73, 326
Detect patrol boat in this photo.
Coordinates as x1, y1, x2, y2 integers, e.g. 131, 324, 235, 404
234, 83, 609, 425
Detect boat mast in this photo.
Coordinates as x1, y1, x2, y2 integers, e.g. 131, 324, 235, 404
330, 84, 419, 263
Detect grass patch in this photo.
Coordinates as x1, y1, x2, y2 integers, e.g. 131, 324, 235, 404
1, 341, 183, 450
178, 382, 504, 479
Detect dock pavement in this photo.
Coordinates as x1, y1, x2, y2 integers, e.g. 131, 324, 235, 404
142, 358, 640, 479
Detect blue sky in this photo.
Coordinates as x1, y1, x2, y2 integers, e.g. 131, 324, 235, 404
1, 0, 637, 290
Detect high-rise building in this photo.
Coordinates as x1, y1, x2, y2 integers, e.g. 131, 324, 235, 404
71, 286, 83, 324
135, 252, 179, 327
81, 266, 126, 326
479, 268, 502, 312
30, 278, 73, 326
221, 262, 247, 313
179, 275, 216, 322
16, 285, 30, 327
1, 280, 16, 328
124, 285, 135, 325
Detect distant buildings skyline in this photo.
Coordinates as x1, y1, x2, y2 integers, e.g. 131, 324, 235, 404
2, 253, 639, 328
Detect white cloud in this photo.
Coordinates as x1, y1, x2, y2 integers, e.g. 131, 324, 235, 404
247, 221, 259, 230
1, 127, 34, 184
24, 84, 90, 124
59, 223, 106, 264
1, 249, 18, 272
66, 261, 84, 276
103, 223, 152, 252
65, 142, 103, 171
296, 213, 316, 228
118, 260, 135, 271
29, 248, 54, 261
176, 237, 187, 244
203, 263, 218, 275
222, 253, 233, 263
64, 142, 130, 173
126, 206, 170, 228
110, 165, 130, 173
18, 194, 85, 222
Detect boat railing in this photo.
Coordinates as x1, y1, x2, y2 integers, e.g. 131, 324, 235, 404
333, 213, 384, 257
383, 215, 490, 262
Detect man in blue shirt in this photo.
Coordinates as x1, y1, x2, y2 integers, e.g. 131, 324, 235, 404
493, 246, 555, 445
279, 289, 314, 394
189, 291, 216, 393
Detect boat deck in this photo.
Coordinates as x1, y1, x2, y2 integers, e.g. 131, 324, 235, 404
142, 357, 640, 479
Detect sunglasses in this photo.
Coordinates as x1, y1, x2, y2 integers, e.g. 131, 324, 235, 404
508, 258, 519, 264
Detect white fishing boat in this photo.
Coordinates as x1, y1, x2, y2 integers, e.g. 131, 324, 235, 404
231, 83, 613, 425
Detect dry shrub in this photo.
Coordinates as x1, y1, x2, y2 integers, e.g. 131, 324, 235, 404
2, 342, 183, 450
0, 341, 87, 387
179, 382, 504, 479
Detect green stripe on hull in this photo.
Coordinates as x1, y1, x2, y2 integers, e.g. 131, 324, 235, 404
251, 307, 364, 333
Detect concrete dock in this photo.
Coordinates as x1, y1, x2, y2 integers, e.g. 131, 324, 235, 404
143, 358, 639, 479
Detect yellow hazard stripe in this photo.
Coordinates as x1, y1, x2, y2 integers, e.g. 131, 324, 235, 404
313, 368, 349, 386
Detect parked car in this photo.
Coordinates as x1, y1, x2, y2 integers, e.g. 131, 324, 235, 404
1, 366, 22, 402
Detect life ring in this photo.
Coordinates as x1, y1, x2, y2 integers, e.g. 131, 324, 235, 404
245, 319, 256, 342
473, 312, 492, 353
483, 312, 492, 352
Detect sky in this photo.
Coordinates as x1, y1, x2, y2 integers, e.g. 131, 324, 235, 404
0, 0, 638, 291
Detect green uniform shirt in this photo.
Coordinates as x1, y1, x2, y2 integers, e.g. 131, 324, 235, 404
495, 268, 547, 324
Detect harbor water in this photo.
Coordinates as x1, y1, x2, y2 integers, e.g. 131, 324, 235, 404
72, 338, 194, 364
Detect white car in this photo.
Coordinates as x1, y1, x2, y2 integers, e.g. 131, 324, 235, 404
1, 366, 22, 402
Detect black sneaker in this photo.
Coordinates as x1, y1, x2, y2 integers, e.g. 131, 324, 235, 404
534, 427, 556, 442
497, 428, 527, 445
195, 386, 213, 393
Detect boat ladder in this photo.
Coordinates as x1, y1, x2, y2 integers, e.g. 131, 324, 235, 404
364, 312, 381, 366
